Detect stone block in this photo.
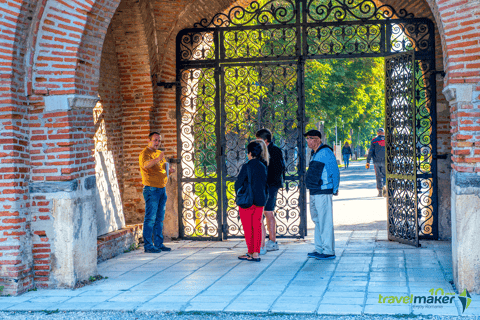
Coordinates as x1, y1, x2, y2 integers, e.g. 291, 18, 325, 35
97, 224, 143, 263
51, 194, 98, 288
451, 171, 480, 294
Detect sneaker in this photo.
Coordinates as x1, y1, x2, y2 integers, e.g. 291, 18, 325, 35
260, 247, 267, 255
265, 240, 279, 251
377, 189, 383, 197
307, 251, 322, 258
144, 247, 162, 253
315, 253, 336, 260
158, 245, 172, 252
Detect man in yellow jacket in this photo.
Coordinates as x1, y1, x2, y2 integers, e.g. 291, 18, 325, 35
139, 132, 175, 253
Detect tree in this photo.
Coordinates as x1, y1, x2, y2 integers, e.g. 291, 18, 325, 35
304, 57, 385, 151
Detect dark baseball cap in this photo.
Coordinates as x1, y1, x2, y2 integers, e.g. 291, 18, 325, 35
303, 129, 322, 139
377, 128, 384, 133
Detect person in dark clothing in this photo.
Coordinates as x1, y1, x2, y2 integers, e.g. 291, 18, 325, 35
256, 129, 286, 253
341, 142, 352, 169
366, 128, 386, 197
235, 141, 268, 262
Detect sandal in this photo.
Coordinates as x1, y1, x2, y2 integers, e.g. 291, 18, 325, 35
248, 256, 261, 262
238, 253, 252, 260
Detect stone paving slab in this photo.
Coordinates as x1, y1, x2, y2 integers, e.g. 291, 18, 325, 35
3, 162, 479, 317
6, 237, 475, 316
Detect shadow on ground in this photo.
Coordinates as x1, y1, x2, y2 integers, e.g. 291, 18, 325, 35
335, 220, 387, 231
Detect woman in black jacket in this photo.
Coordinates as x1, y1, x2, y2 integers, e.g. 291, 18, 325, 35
235, 141, 268, 262
342, 141, 353, 169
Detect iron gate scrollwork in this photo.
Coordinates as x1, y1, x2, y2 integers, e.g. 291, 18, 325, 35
176, 0, 438, 243
385, 51, 418, 247
221, 62, 305, 238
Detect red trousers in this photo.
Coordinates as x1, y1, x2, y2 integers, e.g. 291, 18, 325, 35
239, 205, 264, 254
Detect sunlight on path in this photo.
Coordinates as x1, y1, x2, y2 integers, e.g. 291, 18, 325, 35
307, 159, 387, 231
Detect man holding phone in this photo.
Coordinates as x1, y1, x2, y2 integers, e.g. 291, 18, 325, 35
139, 132, 175, 253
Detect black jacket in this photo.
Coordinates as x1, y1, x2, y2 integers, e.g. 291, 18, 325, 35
235, 158, 268, 207
342, 146, 352, 155
367, 135, 385, 163
267, 142, 286, 188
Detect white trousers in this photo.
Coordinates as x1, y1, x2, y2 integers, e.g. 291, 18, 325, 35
310, 194, 335, 255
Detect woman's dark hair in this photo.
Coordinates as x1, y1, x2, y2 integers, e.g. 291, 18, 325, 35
247, 141, 263, 159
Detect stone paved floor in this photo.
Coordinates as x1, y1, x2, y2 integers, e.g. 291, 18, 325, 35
3, 236, 478, 316
1, 161, 479, 316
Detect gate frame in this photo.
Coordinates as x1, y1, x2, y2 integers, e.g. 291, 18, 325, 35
175, 0, 439, 242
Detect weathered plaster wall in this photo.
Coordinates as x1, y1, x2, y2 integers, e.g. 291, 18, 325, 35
96, 25, 126, 236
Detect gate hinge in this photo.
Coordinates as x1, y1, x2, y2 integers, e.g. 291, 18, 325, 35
434, 70, 446, 78
152, 74, 180, 88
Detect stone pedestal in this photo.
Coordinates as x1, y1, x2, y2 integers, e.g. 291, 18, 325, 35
444, 84, 480, 294
51, 188, 98, 288
30, 177, 98, 288
451, 172, 480, 294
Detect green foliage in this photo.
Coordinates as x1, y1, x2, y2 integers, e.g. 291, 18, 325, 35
191, 0, 389, 163
88, 275, 104, 282
123, 243, 139, 253
304, 57, 385, 149
43, 309, 59, 315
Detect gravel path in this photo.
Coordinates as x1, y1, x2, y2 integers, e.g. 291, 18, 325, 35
0, 311, 476, 320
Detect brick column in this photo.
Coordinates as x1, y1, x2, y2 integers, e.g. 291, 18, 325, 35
443, 84, 480, 294
0, 105, 31, 295
29, 94, 99, 288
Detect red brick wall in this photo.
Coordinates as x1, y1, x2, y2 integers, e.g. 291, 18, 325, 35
106, 0, 156, 224
97, 26, 125, 205
436, 0, 480, 173
21, 0, 120, 290
0, 0, 37, 296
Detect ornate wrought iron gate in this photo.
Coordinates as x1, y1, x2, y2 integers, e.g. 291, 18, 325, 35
176, 0, 438, 243
385, 51, 418, 247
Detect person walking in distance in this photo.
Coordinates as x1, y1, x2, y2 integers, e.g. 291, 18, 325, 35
341, 141, 352, 169
235, 141, 269, 262
139, 132, 175, 253
304, 130, 340, 260
255, 129, 286, 253
366, 128, 386, 197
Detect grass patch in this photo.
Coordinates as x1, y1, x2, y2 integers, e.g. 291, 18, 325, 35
74, 275, 105, 289
124, 243, 139, 253
43, 309, 59, 315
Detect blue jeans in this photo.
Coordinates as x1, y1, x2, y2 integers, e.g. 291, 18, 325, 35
343, 155, 350, 167
143, 186, 167, 250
